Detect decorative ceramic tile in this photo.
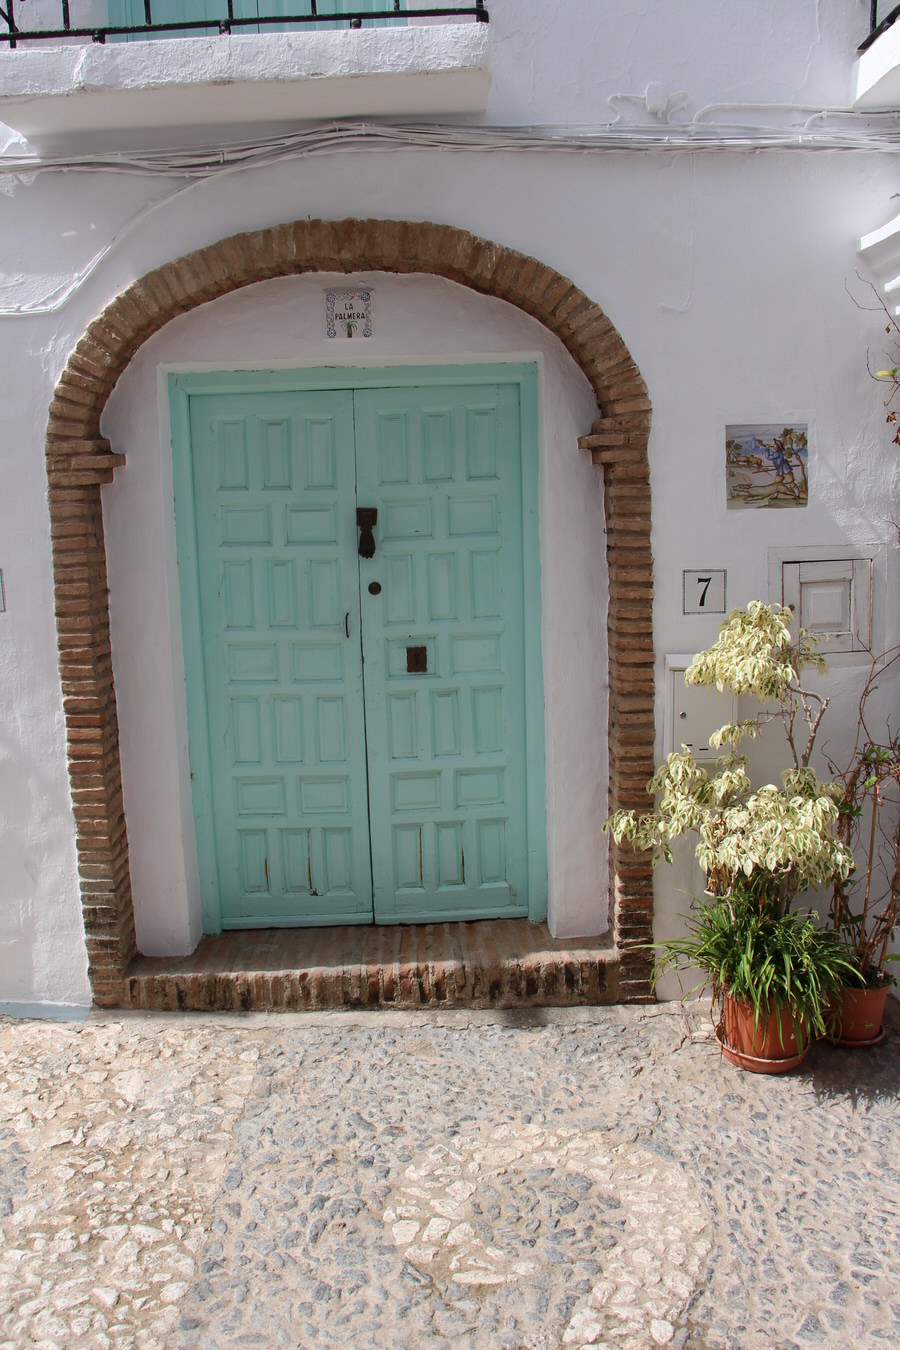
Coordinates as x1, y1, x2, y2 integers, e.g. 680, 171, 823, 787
325, 289, 373, 340
682, 569, 726, 614
725, 424, 808, 509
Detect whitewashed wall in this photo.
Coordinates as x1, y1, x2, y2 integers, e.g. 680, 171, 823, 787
1, 0, 898, 1007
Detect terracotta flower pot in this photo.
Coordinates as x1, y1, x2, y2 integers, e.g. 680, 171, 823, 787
829, 984, 889, 1047
717, 992, 808, 1074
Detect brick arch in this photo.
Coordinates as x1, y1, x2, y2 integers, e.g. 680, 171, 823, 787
46, 218, 654, 1007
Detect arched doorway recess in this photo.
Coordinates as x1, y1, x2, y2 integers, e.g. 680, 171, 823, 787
45, 218, 655, 1007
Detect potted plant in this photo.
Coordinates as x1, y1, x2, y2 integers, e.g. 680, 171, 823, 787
828, 648, 900, 1045
650, 880, 853, 1072
604, 601, 856, 1072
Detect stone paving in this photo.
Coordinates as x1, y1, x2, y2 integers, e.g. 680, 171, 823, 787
0, 1001, 898, 1350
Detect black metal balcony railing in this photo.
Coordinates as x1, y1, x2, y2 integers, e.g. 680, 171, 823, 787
0, 1, 487, 49
861, 1, 900, 51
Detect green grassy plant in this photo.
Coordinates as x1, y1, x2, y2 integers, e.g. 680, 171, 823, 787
653, 881, 855, 1040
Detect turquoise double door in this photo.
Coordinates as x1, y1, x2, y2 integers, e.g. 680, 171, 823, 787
175, 372, 544, 930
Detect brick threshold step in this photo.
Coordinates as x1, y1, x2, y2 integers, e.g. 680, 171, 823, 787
122, 919, 641, 1012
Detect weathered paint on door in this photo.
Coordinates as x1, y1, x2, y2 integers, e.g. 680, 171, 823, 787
176, 373, 537, 928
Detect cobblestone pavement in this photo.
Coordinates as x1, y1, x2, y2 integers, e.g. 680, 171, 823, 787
1, 1002, 898, 1350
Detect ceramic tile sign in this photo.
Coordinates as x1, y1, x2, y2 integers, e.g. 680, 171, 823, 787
325, 289, 373, 340
725, 424, 808, 509
683, 569, 726, 614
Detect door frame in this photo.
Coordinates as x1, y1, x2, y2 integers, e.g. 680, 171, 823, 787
169, 361, 547, 933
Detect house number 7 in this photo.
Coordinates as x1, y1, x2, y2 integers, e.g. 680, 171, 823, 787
682, 569, 726, 615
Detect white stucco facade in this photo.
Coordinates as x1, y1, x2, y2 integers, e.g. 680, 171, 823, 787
1, 0, 898, 1009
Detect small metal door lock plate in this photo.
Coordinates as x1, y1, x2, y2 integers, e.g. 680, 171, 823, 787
406, 645, 428, 674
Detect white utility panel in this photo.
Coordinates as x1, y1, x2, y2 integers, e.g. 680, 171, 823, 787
666, 655, 737, 761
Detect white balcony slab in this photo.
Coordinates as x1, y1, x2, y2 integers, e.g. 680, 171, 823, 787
0, 24, 491, 147
854, 20, 900, 109
859, 208, 900, 257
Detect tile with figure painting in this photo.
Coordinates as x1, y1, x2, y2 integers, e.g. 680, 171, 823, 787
726, 424, 808, 509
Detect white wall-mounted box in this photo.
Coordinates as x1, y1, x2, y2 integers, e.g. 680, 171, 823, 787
665, 654, 737, 762
768, 545, 882, 655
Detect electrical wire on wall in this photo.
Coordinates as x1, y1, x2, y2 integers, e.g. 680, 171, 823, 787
2, 110, 900, 318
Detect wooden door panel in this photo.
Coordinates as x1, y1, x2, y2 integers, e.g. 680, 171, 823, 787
187, 389, 373, 926
354, 384, 530, 922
